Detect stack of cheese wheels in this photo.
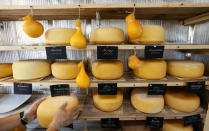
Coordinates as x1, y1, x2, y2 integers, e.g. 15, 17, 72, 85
51, 61, 80, 80
45, 28, 76, 45
165, 88, 200, 112
163, 120, 193, 131
92, 60, 124, 80
167, 60, 204, 78
0, 64, 12, 78
90, 27, 125, 44
133, 60, 167, 80
93, 89, 123, 112
37, 94, 79, 128
131, 88, 164, 113
12, 60, 51, 80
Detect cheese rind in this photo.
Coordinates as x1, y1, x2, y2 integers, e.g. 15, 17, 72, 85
163, 120, 193, 131
131, 88, 164, 113
0, 64, 12, 78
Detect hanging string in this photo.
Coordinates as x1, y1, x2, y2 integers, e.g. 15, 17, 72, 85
30, 6, 34, 16
134, 50, 137, 55
133, 3, 136, 15
78, 5, 81, 20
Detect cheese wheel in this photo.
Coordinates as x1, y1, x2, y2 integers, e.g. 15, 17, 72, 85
163, 120, 193, 131
93, 89, 123, 112
133, 60, 167, 80
90, 27, 125, 44
45, 28, 76, 45
12, 60, 51, 80
0, 64, 12, 78
165, 88, 200, 112
131, 88, 164, 113
51, 61, 80, 80
92, 60, 124, 80
37, 95, 79, 128
167, 60, 204, 78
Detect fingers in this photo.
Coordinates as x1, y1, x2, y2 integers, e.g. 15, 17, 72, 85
60, 101, 68, 110
33, 97, 46, 106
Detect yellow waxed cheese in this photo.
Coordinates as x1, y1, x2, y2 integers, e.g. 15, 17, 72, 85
90, 27, 125, 44
131, 88, 164, 113
51, 61, 80, 80
12, 60, 51, 80
92, 60, 124, 80
0, 64, 12, 78
133, 60, 167, 80
163, 120, 193, 131
13, 125, 26, 131
45, 28, 76, 45
37, 95, 79, 128
167, 60, 204, 78
93, 89, 123, 112
165, 88, 200, 112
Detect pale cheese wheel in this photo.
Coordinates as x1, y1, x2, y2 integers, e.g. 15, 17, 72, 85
131, 88, 164, 113
167, 60, 204, 78
51, 61, 80, 80
37, 95, 79, 128
163, 120, 193, 131
12, 60, 51, 80
92, 60, 124, 80
165, 88, 200, 112
90, 27, 125, 44
45, 28, 76, 45
0, 64, 12, 78
93, 89, 123, 112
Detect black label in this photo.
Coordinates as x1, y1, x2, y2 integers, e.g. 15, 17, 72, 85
145, 46, 164, 59
65, 124, 73, 129
97, 46, 118, 59
187, 82, 205, 93
14, 83, 32, 95
50, 84, 70, 97
46, 46, 67, 60
148, 84, 166, 95
184, 114, 201, 126
146, 117, 164, 128
101, 118, 121, 128
98, 83, 117, 95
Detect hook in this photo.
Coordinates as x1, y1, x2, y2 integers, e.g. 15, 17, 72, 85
96, 11, 100, 27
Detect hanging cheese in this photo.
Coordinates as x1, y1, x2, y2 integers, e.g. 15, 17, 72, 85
90, 27, 125, 44
0, 64, 12, 78
92, 60, 124, 80
167, 60, 204, 78
131, 88, 164, 113
93, 89, 123, 112
45, 28, 76, 45
163, 120, 193, 131
37, 95, 79, 128
165, 88, 200, 112
76, 62, 90, 88
51, 61, 80, 80
12, 60, 51, 80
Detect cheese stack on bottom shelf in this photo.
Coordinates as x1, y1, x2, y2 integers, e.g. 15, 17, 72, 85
163, 120, 193, 131
0, 64, 13, 78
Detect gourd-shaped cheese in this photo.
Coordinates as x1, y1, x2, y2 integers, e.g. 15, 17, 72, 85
12, 60, 51, 80
0, 64, 12, 78
93, 89, 123, 112
92, 60, 124, 80
128, 54, 141, 70
76, 62, 90, 88
90, 27, 125, 44
37, 95, 79, 128
51, 61, 80, 80
165, 88, 200, 112
163, 120, 193, 131
167, 60, 204, 78
131, 88, 164, 113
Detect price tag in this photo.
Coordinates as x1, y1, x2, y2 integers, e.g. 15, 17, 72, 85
101, 118, 121, 128
148, 84, 166, 95
46, 46, 67, 60
145, 46, 164, 59
98, 83, 117, 95
97, 46, 118, 59
184, 114, 201, 126
50, 84, 70, 97
14, 83, 32, 95
187, 82, 205, 93
146, 117, 164, 128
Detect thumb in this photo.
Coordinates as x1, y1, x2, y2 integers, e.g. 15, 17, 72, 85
60, 101, 67, 110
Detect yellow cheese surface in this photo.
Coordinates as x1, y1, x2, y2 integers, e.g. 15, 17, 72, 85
165, 88, 200, 112
0, 64, 12, 78
93, 89, 123, 112
133, 60, 167, 80
90, 27, 125, 44
12, 60, 51, 80
37, 95, 79, 128
131, 88, 164, 113
163, 120, 193, 131
167, 60, 204, 78
45, 28, 76, 45
92, 60, 124, 80
51, 61, 80, 80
